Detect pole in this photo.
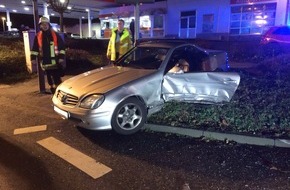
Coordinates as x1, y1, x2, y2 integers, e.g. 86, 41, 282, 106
79, 17, 82, 38
134, 3, 140, 44
87, 9, 91, 38
32, 0, 46, 93
6, 10, 11, 31
60, 12, 64, 32
286, 0, 289, 25
2, 18, 5, 32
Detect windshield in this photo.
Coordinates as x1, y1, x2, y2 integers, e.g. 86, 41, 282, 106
116, 46, 169, 70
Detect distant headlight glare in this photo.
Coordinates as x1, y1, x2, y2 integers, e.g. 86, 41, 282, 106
80, 94, 105, 109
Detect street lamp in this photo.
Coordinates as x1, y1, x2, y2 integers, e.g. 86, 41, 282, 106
1, 17, 5, 32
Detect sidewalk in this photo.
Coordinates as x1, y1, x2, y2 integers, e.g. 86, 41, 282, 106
2, 75, 290, 148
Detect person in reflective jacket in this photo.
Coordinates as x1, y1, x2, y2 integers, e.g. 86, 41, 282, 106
30, 16, 66, 94
107, 19, 132, 63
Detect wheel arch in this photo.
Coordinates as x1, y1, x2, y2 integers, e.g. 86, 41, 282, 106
118, 95, 148, 113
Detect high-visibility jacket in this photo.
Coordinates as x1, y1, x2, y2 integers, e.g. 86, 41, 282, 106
107, 28, 132, 61
30, 29, 65, 70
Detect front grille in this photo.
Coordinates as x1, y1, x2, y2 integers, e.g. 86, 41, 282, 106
56, 90, 79, 106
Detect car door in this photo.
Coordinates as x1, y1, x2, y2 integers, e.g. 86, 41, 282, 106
162, 72, 240, 103
161, 45, 240, 104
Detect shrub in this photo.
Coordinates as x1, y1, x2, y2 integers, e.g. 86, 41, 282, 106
0, 39, 29, 82
0, 38, 107, 82
65, 48, 107, 70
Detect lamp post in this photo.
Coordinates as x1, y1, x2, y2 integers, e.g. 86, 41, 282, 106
1, 17, 5, 32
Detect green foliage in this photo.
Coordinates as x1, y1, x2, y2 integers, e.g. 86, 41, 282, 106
63, 48, 107, 71
0, 39, 29, 82
0, 38, 107, 82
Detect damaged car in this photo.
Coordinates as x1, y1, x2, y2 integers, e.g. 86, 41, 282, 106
52, 40, 240, 135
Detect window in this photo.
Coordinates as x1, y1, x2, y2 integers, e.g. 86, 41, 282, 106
273, 27, 290, 35
166, 46, 207, 73
202, 14, 214, 33
179, 10, 196, 38
153, 15, 163, 28
230, 3, 277, 35
180, 18, 188, 28
180, 11, 196, 29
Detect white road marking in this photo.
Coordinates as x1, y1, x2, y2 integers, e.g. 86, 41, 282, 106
13, 125, 47, 135
37, 137, 112, 179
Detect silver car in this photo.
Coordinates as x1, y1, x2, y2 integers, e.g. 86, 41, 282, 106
52, 40, 240, 135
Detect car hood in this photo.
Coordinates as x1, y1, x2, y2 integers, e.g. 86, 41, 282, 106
59, 66, 155, 96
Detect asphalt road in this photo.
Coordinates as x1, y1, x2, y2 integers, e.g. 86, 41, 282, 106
0, 76, 290, 190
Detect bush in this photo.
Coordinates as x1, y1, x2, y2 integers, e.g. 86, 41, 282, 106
0, 39, 30, 83
65, 48, 107, 71
0, 38, 108, 82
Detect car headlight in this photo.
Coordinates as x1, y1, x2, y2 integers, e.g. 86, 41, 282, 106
80, 94, 105, 109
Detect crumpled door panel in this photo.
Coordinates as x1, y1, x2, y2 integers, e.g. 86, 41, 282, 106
162, 72, 240, 104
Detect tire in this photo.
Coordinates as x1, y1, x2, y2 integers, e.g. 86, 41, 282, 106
111, 97, 147, 135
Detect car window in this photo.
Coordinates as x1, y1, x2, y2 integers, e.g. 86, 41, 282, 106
272, 27, 290, 35
166, 45, 207, 74
117, 47, 169, 70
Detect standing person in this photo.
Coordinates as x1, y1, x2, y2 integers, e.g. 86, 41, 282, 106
30, 16, 66, 94
129, 18, 135, 43
107, 19, 132, 63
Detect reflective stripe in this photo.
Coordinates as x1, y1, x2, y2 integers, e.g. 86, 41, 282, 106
41, 62, 58, 70
51, 59, 56, 65
59, 50, 65, 55
31, 51, 39, 56
50, 42, 55, 58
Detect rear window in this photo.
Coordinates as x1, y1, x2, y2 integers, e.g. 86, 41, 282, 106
272, 27, 290, 35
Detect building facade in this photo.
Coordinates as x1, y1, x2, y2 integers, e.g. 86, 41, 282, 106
99, 0, 290, 39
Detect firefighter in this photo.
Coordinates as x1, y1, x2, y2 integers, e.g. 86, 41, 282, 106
106, 19, 132, 63
30, 16, 66, 94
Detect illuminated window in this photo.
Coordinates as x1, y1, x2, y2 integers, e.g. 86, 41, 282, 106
230, 3, 276, 35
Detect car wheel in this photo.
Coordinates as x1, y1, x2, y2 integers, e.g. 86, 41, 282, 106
111, 97, 147, 135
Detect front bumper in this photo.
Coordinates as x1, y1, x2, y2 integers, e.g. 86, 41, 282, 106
52, 97, 113, 131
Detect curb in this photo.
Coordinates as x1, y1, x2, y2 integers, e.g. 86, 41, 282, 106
144, 124, 290, 148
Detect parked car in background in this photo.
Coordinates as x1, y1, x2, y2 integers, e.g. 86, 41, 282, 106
52, 40, 240, 135
65, 32, 81, 39
3, 28, 20, 38
70, 33, 81, 39
260, 25, 290, 56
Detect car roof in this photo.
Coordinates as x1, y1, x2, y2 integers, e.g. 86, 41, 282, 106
263, 25, 290, 34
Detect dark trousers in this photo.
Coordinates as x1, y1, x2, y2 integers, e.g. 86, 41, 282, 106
46, 68, 63, 87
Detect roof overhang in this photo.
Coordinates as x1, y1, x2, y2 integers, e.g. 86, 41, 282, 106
0, 0, 120, 19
